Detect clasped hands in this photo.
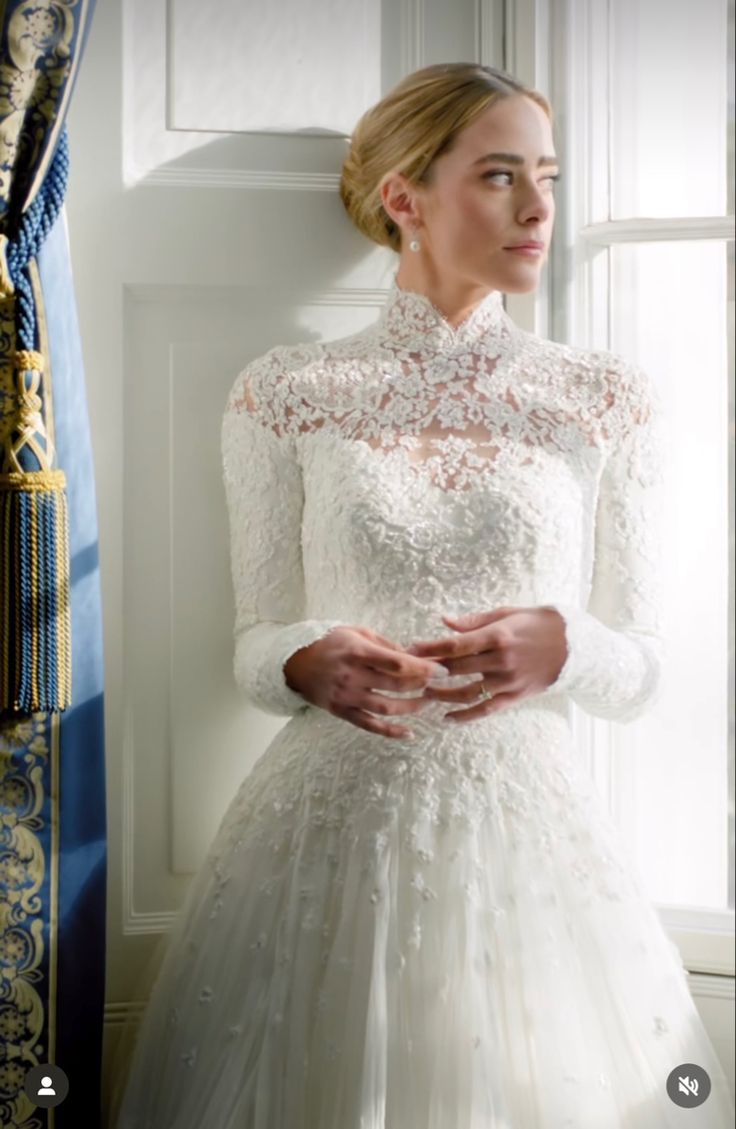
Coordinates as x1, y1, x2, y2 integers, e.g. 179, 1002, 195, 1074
406, 605, 568, 721
284, 604, 570, 739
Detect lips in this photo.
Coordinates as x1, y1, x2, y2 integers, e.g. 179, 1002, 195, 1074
504, 241, 545, 250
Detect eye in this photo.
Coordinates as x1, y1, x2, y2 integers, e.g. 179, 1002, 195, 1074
482, 170, 561, 187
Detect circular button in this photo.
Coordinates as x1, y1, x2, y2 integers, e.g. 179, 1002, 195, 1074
666, 1063, 711, 1108
23, 1063, 69, 1108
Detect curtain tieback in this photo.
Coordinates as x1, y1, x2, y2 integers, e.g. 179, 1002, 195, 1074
0, 130, 72, 713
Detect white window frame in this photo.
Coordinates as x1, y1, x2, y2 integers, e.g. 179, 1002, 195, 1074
495, 0, 735, 977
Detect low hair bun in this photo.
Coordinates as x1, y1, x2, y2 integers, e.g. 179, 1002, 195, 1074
339, 63, 552, 254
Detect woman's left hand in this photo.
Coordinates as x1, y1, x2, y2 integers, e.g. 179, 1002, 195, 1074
406, 606, 568, 721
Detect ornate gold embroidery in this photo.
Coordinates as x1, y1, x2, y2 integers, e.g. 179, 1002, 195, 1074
0, 710, 54, 1129
0, 1, 78, 212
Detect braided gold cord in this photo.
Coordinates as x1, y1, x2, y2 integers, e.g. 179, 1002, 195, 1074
30, 490, 39, 707
59, 488, 72, 703
15, 349, 45, 372
0, 470, 66, 490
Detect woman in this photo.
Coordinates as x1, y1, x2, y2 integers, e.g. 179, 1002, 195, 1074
112, 64, 734, 1127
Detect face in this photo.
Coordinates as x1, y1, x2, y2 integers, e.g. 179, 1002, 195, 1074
385, 94, 558, 294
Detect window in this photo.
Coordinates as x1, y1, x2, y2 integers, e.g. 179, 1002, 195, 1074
511, 0, 735, 974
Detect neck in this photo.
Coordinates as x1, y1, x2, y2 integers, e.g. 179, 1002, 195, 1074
394, 260, 500, 329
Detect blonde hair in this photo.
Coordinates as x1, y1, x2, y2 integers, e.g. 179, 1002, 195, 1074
340, 63, 553, 253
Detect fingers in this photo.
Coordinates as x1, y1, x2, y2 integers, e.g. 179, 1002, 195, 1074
350, 628, 451, 684
338, 706, 416, 740
333, 684, 524, 737
331, 687, 433, 741
354, 690, 432, 717
443, 689, 524, 721
407, 628, 512, 663
329, 688, 431, 724
406, 636, 464, 659
358, 648, 449, 685
443, 652, 509, 678
408, 636, 487, 659
424, 679, 499, 703
358, 628, 409, 651
359, 667, 447, 693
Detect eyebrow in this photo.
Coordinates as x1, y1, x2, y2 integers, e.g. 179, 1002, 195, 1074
473, 152, 559, 167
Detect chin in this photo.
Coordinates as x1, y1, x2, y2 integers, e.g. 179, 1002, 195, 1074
496, 275, 543, 295
476, 259, 545, 295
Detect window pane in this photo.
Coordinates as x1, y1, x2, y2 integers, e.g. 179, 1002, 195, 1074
610, 0, 728, 219
609, 239, 731, 910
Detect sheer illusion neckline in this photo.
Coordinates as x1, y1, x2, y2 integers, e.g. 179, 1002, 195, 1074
376, 274, 509, 351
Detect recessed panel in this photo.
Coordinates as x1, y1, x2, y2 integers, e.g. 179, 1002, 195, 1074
126, 285, 387, 877
169, 0, 382, 134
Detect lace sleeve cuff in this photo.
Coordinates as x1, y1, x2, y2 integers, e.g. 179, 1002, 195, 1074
539, 602, 663, 724
234, 619, 349, 717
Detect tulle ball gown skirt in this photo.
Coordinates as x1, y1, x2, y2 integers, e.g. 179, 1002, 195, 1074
112, 704, 735, 1128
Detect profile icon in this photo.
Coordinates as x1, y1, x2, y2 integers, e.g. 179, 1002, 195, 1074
23, 1064, 69, 1108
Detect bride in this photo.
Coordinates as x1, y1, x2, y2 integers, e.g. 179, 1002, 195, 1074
111, 62, 735, 1127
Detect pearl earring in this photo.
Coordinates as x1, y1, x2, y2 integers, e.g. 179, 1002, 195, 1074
409, 231, 421, 252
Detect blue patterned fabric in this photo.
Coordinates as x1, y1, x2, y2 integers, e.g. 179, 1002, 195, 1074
0, 2, 104, 1126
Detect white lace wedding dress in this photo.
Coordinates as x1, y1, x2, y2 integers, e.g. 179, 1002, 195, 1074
113, 279, 734, 1128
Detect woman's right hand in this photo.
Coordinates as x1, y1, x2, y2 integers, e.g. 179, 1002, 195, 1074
283, 626, 449, 739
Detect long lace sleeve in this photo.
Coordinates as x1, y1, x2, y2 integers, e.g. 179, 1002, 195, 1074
542, 360, 667, 723
221, 355, 349, 716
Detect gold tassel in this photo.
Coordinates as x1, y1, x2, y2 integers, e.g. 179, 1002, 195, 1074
0, 350, 72, 711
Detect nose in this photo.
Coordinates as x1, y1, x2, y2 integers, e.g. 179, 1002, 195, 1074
517, 182, 554, 225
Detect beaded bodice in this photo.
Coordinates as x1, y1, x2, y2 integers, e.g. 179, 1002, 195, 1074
221, 276, 666, 727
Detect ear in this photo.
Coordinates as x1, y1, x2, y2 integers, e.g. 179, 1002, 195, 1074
380, 171, 421, 232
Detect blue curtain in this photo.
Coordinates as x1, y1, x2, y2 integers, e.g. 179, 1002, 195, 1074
0, 3, 104, 1127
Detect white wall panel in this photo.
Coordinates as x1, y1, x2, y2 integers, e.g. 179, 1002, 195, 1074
124, 286, 394, 876
125, 0, 489, 186
169, 0, 383, 134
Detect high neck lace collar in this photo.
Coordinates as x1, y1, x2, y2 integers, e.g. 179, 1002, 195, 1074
376, 275, 508, 351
